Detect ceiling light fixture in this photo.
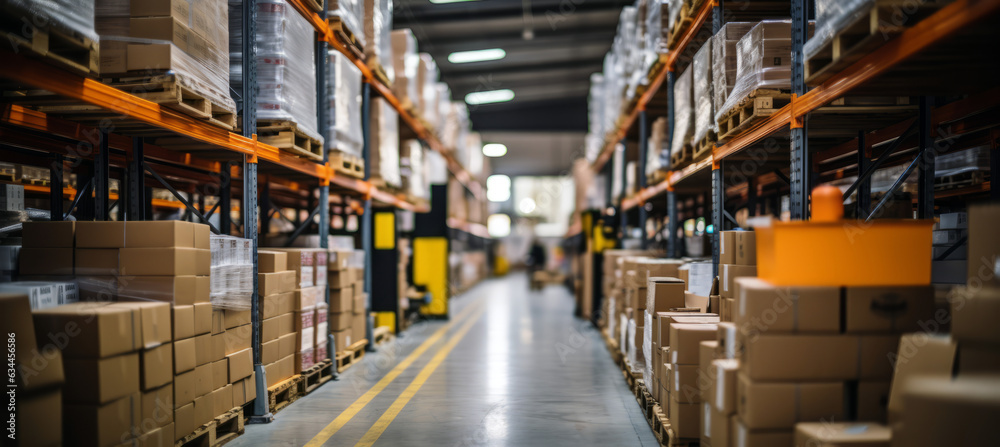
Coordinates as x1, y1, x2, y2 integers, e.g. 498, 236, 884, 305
447, 48, 506, 64
482, 143, 507, 157
466, 89, 515, 105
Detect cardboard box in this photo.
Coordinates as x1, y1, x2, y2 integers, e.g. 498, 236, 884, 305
699, 341, 718, 401
137, 422, 174, 447
709, 405, 731, 447
684, 292, 710, 312
129, 0, 191, 22
329, 311, 351, 331
193, 333, 213, 366
119, 248, 202, 276
22, 221, 75, 247
264, 354, 294, 387
739, 334, 864, 381
669, 323, 718, 364
717, 322, 737, 359
192, 392, 214, 429
119, 276, 200, 306
64, 353, 140, 404
293, 287, 320, 310
656, 312, 718, 346
329, 286, 352, 312
125, 221, 194, 248
76, 248, 119, 275
193, 302, 212, 335
735, 278, 840, 333
329, 269, 352, 288
332, 328, 351, 353
227, 348, 253, 383
967, 203, 999, 289
951, 286, 1000, 344
129, 16, 191, 50
0, 292, 65, 392
174, 337, 197, 374
110, 301, 172, 349
719, 231, 738, 265
737, 375, 845, 429
259, 271, 297, 297
712, 359, 739, 415
720, 264, 757, 298
858, 335, 901, 380
258, 250, 288, 273
735, 231, 756, 266
733, 419, 793, 447
261, 313, 294, 342
19, 247, 74, 275
671, 364, 701, 403
140, 384, 174, 430
211, 359, 228, 390
193, 363, 213, 397
33, 302, 141, 357
173, 305, 195, 340
329, 250, 350, 270
262, 332, 297, 365
353, 291, 366, 314
267, 249, 315, 288
16, 389, 61, 446
76, 221, 126, 248
857, 381, 891, 423
194, 276, 210, 303
211, 332, 225, 361
669, 398, 701, 439
174, 402, 194, 441
64, 392, 140, 447
795, 422, 890, 447
845, 285, 934, 333
211, 310, 225, 335
887, 333, 956, 421
261, 291, 294, 320
232, 372, 256, 407
224, 324, 251, 354
646, 277, 686, 312
223, 309, 251, 329
141, 343, 173, 390
213, 384, 233, 417
893, 376, 1000, 447
193, 223, 210, 249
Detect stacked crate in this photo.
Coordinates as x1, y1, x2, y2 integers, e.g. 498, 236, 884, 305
329, 249, 355, 355
260, 249, 325, 381
349, 250, 368, 345
717, 230, 757, 321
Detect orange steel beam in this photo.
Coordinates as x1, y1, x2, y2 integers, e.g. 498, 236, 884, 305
589, 0, 714, 173
22, 184, 188, 210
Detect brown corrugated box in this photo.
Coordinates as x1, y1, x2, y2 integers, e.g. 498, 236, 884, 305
112, 301, 172, 348
735, 278, 840, 333
33, 302, 141, 358
17, 389, 62, 446
22, 221, 75, 247
712, 359, 739, 415
76, 248, 119, 276
137, 421, 173, 447
19, 247, 74, 275
212, 310, 225, 335
795, 422, 890, 447
260, 291, 294, 320
329, 250, 350, 270
332, 328, 351, 353
669, 323, 718, 364
227, 348, 253, 383
735, 231, 756, 266
967, 203, 1000, 290
258, 250, 288, 273
719, 231, 738, 265
698, 341, 717, 403
193, 333, 213, 366
669, 397, 701, 439
63, 353, 140, 404
353, 290, 365, 314
892, 376, 1000, 447
129, 16, 191, 50
265, 354, 294, 387
192, 391, 215, 431
656, 312, 718, 346
720, 264, 756, 299
951, 286, 1000, 345
173, 337, 196, 374
261, 313, 294, 342
140, 384, 173, 430
64, 392, 140, 447
352, 312, 367, 344
647, 277, 686, 312
173, 305, 195, 340
844, 285, 934, 333
737, 374, 844, 429
76, 221, 126, 248
709, 405, 731, 447
140, 343, 173, 390
329, 286, 353, 312
733, 418, 793, 447
193, 302, 212, 335
717, 322, 737, 359
174, 401, 194, 442
739, 334, 858, 381
887, 333, 956, 422
671, 364, 701, 403
194, 363, 213, 397
262, 332, 297, 365
259, 271, 297, 297
293, 286, 320, 310
124, 221, 193, 248
1, 292, 65, 392
211, 359, 228, 390
223, 309, 251, 329
329, 311, 351, 331
224, 324, 251, 354
857, 381, 890, 423
119, 276, 202, 306
212, 384, 233, 417
119, 248, 207, 276
231, 372, 256, 407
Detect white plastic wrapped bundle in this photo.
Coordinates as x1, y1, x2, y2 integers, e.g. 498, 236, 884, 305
804, 0, 872, 62
627, 318, 638, 368
328, 50, 364, 157
441, 101, 467, 151
95, 0, 235, 115
715, 20, 793, 124
252, 0, 322, 142
349, 249, 366, 269
363, 0, 394, 83
670, 65, 693, 156
619, 313, 628, 353
434, 83, 452, 137
588, 73, 606, 139
370, 98, 401, 187
607, 295, 618, 336
7, 0, 97, 41
210, 234, 253, 310
464, 131, 483, 177
416, 53, 439, 125
692, 39, 714, 144
645, 0, 669, 63
329, 0, 365, 50
711, 22, 755, 118
584, 133, 603, 162
646, 117, 668, 175
390, 29, 419, 106
643, 310, 654, 394
400, 140, 430, 200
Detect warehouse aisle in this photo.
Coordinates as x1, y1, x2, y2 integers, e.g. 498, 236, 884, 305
232, 273, 657, 447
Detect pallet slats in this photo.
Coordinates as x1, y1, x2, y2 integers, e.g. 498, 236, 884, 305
329, 150, 365, 179
715, 89, 792, 143
335, 339, 368, 373
254, 120, 324, 161
0, 11, 99, 75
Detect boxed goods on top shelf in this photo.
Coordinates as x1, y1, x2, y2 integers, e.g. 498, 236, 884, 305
400, 140, 430, 200
416, 53, 439, 127
646, 117, 669, 175
370, 97, 402, 188
710, 22, 755, 126
3, 0, 99, 74
434, 83, 452, 137
390, 29, 419, 108
645, 0, 669, 66
328, 50, 364, 158
670, 64, 694, 160
363, 0, 394, 84
441, 101, 469, 155
329, 0, 365, 49
691, 39, 714, 149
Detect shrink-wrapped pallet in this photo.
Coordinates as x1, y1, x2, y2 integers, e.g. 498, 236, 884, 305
670, 65, 694, 157
8, 0, 96, 41
210, 235, 253, 310
363, 0, 394, 83
370, 98, 401, 188
645, 0, 670, 65
400, 140, 430, 200
329, 0, 365, 49
390, 29, 419, 107
715, 20, 798, 124
328, 50, 364, 157
711, 22, 755, 118
692, 39, 714, 145
417, 53, 439, 126
647, 117, 669, 176
804, 0, 873, 62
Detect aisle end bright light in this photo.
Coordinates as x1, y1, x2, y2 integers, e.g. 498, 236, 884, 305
482, 143, 507, 157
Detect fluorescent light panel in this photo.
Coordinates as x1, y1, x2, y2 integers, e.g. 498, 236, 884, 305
482, 143, 507, 157
466, 89, 515, 105
448, 48, 506, 64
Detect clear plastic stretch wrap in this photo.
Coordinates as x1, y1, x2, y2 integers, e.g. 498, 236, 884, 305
364, 0, 394, 83
670, 65, 694, 156
435, 83, 452, 137
619, 313, 628, 352
710, 22, 755, 119
400, 140, 430, 200
804, 0, 872, 62
390, 29, 419, 106
417, 53, 439, 126
692, 39, 714, 144
588, 73, 606, 140
646, 117, 668, 175
441, 101, 468, 151
667, 0, 684, 32
370, 98, 401, 188
8, 0, 97, 41
464, 131, 483, 177
250, 0, 322, 143
626, 318, 638, 368
607, 295, 617, 337
95, 0, 235, 114
329, 0, 365, 50
585, 133, 603, 162
645, 0, 669, 61
715, 20, 793, 124
210, 235, 253, 310
328, 50, 364, 157
643, 310, 653, 394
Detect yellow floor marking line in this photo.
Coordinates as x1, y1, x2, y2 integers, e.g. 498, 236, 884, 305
353, 302, 489, 447
303, 300, 484, 447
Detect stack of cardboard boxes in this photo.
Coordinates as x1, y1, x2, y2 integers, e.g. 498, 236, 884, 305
256, 250, 298, 388
264, 248, 327, 374
717, 230, 756, 321
328, 249, 368, 355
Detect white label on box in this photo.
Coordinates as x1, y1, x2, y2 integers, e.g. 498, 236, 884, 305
716, 363, 725, 410
671, 350, 678, 364
300, 266, 314, 288
720, 233, 726, 255
737, 423, 747, 447
703, 402, 711, 437
723, 265, 730, 293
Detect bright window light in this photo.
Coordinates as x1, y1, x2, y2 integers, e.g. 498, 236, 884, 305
482, 143, 507, 157
518, 197, 536, 215
466, 89, 514, 105
487, 175, 511, 202
448, 48, 506, 64
487, 214, 511, 238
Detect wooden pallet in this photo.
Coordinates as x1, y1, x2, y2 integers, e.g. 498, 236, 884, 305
302, 0, 323, 12
936, 169, 987, 191
254, 120, 324, 161
298, 359, 334, 395
372, 326, 393, 346
110, 75, 237, 130
670, 145, 693, 170
267, 375, 302, 415
691, 131, 716, 162
329, 150, 365, 179
367, 60, 392, 88
805, 0, 947, 86
652, 405, 669, 446
0, 11, 99, 75
667, 2, 695, 50
335, 339, 368, 373
175, 420, 216, 447
715, 89, 792, 142
213, 407, 245, 446
329, 17, 364, 59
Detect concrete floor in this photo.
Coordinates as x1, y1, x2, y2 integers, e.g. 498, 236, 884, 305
231, 273, 657, 447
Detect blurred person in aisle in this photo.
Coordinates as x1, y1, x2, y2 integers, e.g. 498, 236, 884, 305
527, 239, 547, 290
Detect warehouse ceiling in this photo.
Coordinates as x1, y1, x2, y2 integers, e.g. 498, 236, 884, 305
394, 0, 628, 175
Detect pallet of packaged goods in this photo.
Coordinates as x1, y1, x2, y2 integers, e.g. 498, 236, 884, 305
176, 407, 244, 447
804, 0, 949, 85
372, 326, 393, 346
328, 50, 366, 177
666, 0, 699, 50
715, 88, 792, 141
0, 1, 99, 75
107, 74, 237, 130
253, 120, 324, 161
330, 16, 364, 58
267, 374, 302, 414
